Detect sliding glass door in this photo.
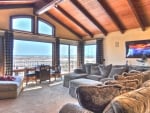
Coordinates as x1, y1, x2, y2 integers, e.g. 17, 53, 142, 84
60, 44, 69, 73
60, 44, 77, 73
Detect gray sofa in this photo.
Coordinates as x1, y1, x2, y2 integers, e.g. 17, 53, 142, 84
63, 63, 150, 88
0, 76, 24, 99
59, 71, 150, 113
63, 63, 128, 88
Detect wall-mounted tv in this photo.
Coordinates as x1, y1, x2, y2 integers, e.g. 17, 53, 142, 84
126, 40, 150, 58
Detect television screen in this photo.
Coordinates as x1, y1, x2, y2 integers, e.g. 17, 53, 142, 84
126, 40, 150, 58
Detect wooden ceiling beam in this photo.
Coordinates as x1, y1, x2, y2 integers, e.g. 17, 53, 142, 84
127, 0, 145, 31
35, 0, 64, 15
46, 12, 82, 39
56, 6, 94, 38
70, 0, 107, 36
0, 0, 35, 2
0, 4, 33, 9
97, 0, 125, 33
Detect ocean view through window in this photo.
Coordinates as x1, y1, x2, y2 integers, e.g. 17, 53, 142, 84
13, 40, 52, 70
84, 45, 96, 63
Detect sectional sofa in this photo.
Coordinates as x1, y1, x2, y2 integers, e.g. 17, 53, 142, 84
60, 70, 150, 113
63, 63, 150, 88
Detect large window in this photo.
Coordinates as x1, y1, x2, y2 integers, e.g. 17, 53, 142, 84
60, 44, 77, 73
11, 16, 33, 32
38, 19, 54, 36
84, 45, 96, 63
13, 40, 52, 69
10, 15, 55, 36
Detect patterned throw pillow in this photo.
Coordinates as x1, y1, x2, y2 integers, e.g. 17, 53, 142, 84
98, 64, 112, 78
90, 65, 101, 75
115, 73, 143, 88
0, 76, 16, 81
104, 79, 139, 89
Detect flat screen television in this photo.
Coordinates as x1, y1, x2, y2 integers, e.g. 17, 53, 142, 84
126, 40, 150, 58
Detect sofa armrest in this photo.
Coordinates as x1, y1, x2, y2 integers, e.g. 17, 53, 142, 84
59, 103, 94, 113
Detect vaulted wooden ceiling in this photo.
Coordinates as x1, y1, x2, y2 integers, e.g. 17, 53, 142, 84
1, 0, 150, 40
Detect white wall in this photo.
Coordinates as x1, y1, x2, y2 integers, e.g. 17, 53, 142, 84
103, 27, 150, 66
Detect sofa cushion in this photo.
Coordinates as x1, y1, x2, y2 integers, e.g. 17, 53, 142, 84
108, 67, 126, 78
74, 68, 85, 74
98, 64, 112, 78
86, 75, 103, 81
76, 85, 123, 113
141, 80, 150, 87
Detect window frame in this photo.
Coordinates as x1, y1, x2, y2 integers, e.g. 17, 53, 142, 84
10, 15, 34, 33
37, 18, 55, 36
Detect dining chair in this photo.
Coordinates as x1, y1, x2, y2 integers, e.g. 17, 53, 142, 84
39, 65, 51, 83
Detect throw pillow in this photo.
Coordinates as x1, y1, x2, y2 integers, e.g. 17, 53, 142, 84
84, 63, 93, 74
104, 79, 139, 89
90, 65, 101, 75
115, 73, 143, 88
98, 64, 112, 78
76, 85, 122, 113
108, 67, 126, 78
0, 76, 16, 81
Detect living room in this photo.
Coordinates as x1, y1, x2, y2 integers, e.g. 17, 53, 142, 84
0, 0, 150, 113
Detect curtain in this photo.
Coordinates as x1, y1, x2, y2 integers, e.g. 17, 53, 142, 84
4, 31, 14, 76
96, 39, 105, 64
55, 38, 60, 66
77, 40, 84, 67
0, 35, 4, 76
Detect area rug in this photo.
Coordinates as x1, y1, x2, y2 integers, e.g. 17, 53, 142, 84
0, 81, 77, 113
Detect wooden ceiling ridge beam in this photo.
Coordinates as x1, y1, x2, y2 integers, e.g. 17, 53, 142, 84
97, 0, 125, 33
0, 4, 34, 9
56, 6, 94, 38
35, 0, 64, 15
70, 0, 107, 36
46, 12, 82, 39
127, 0, 145, 31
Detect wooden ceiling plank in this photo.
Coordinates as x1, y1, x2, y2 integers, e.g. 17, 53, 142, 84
0, 4, 33, 9
35, 0, 63, 15
70, 0, 107, 36
56, 6, 93, 38
127, 0, 145, 31
97, 0, 125, 33
46, 12, 82, 39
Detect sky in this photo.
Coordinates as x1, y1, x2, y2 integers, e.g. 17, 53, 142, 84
13, 40, 52, 56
